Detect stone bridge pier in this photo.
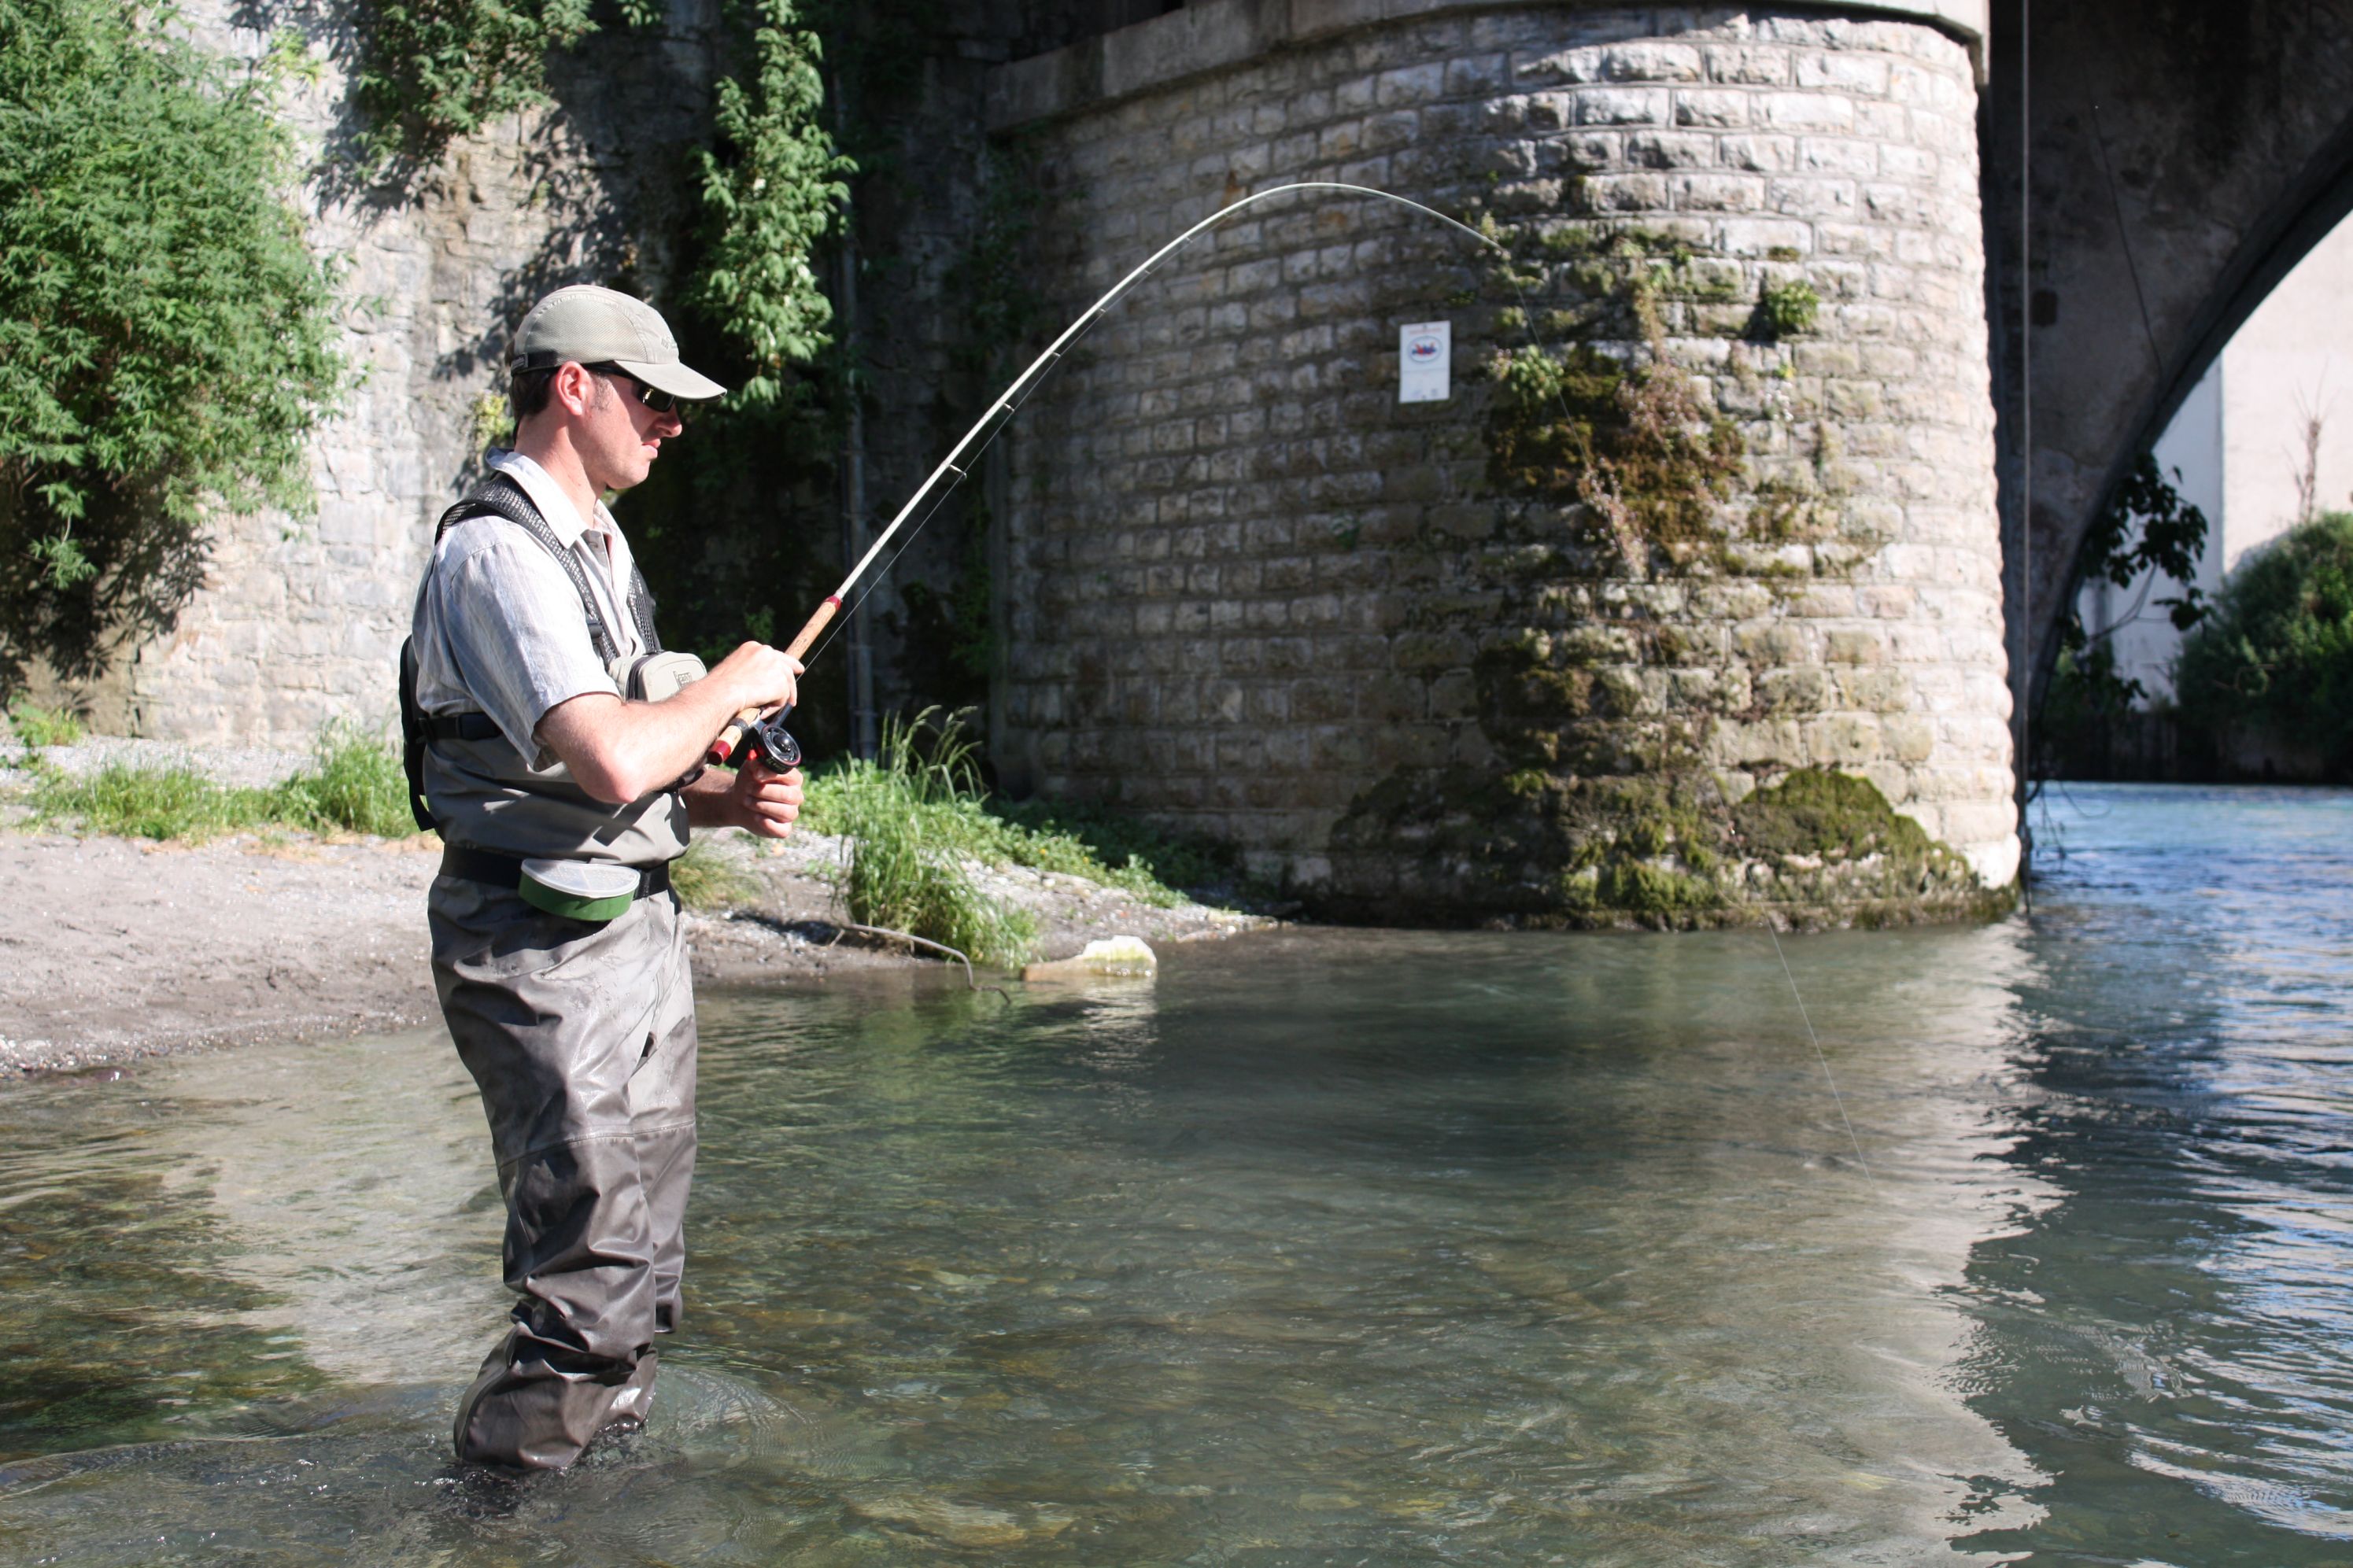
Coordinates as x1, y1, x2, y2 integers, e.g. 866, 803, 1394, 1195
986, 1, 2015, 925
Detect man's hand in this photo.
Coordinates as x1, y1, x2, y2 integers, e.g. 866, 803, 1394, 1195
711, 640, 800, 716
726, 758, 803, 838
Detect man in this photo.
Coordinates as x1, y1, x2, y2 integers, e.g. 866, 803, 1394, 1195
407, 284, 803, 1470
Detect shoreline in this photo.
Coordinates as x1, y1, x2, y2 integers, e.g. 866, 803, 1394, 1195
1, 740, 1267, 1080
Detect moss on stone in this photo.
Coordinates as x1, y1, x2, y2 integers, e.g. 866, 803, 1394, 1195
1328, 760, 2008, 932
1731, 767, 1929, 861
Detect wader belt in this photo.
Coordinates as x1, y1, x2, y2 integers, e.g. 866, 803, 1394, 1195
421, 711, 502, 744
440, 844, 674, 901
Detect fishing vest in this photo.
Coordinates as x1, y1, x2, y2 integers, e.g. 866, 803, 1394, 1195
399, 475, 691, 869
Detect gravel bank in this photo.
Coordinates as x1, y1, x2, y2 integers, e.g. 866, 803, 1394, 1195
0, 739, 1265, 1078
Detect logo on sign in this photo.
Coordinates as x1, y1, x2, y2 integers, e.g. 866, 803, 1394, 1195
1406, 335, 1443, 363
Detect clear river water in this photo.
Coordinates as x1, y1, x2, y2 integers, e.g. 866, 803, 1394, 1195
4, 783, 2352, 1565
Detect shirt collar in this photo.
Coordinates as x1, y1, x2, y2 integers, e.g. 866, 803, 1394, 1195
485, 449, 617, 547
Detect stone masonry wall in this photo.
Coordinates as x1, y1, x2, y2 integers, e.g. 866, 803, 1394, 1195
37, 2, 722, 746
993, 6, 2018, 921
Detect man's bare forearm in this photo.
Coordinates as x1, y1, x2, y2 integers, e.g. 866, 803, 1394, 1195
539, 684, 748, 803
537, 641, 800, 804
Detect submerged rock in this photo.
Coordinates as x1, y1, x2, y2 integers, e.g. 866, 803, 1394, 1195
1021, 935, 1158, 981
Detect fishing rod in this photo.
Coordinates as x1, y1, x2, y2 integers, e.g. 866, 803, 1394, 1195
704, 180, 1510, 773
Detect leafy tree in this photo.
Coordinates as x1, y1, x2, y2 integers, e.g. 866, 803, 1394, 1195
2175, 511, 2353, 770
353, 0, 660, 165
690, 0, 852, 408
2040, 453, 2208, 767
0, 0, 341, 686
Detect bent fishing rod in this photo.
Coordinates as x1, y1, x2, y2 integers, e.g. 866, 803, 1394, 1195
705, 180, 1509, 773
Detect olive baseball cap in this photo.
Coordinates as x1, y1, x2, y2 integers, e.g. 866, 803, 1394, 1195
508, 285, 728, 402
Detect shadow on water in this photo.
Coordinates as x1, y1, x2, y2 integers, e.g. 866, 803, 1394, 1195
4, 787, 2353, 1563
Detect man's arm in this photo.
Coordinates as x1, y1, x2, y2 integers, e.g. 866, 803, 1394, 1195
535, 640, 800, 803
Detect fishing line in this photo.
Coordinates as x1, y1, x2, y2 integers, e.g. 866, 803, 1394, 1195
794, 183, 1592, 677
1767, 921, 1874, 1183
755, 180, 1860, 1175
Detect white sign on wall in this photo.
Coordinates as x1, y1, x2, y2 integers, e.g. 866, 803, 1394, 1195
1398, 321, 1450, 403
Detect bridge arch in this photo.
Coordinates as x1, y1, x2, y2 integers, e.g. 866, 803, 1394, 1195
1993, 0, 2353, 733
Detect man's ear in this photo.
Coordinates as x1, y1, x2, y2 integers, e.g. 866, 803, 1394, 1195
550, 361, 600, 419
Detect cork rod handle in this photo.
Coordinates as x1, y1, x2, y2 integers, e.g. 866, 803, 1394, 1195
705, 595, 840, 766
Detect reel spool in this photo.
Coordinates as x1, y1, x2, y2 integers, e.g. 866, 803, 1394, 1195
730, 706, 801, 773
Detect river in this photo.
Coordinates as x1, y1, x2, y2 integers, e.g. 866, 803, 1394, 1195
2, 782, 2349, 1563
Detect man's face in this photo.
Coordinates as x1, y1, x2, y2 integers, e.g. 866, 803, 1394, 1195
577, 367, 685, 495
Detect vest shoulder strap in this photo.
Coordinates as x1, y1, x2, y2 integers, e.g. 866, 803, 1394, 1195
434, 474, 629, 665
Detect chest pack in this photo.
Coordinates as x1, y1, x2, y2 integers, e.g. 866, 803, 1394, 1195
398, 475, 707, 836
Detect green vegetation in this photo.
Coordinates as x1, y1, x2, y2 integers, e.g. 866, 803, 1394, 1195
346, 0, 844, 401
352, 0, 655, 164
798, 711, 1036, 968
26, 728, 414, 841
792, 710, 1233, 967
689, 0, 854, 408
29, 759, 276, 841
1730, 767, 1934, 863
6, 699, 82, 747
272, 725, 416, 837
0, 0, 342, 688
1481, 227, 1745, 570
671, 838, 763, 913
2041, 454, 2211, 773
1758, 279, 1820, 337
2174, 511, 2353, 769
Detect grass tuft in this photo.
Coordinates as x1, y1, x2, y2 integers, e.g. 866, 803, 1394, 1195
28, 725, 416, 842
30, 761, 276, 841
800, 710, 1036, 968
672, 839, 763, 913
271, 725, 414, 836
6, 700, 84, 747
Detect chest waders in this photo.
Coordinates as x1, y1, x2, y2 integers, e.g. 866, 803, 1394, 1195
405, 476, 707, 1470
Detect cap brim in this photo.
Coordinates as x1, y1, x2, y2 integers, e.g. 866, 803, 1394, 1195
615, 360, 728, 402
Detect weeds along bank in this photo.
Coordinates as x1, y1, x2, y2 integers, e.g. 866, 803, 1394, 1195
990, 3, 2015, 927
2, 706, 1240, 970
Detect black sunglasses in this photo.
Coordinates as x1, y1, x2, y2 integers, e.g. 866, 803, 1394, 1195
586, 363, 684, 415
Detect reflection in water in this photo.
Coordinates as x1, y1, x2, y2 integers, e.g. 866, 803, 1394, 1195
1952, 785, 2353, 1562
1, 784, 2351, 1562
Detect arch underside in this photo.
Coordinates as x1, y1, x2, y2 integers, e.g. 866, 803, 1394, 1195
1993, 0, 2353, 725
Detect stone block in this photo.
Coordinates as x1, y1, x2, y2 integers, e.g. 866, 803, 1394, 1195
1446, 53, 1511, 96
1601, 42, 1705, 83
1883, 714, 1935, 762
1376, 62, 1446, 105
1760, 91, 1856, 132
1671, 87, 1750, 128
1627, 130, 1719, 168
1719, 133, 1797, 172
1794, 51, 1890, 96
1578, 87, 1671, 126
1760, 665, 1835, 714
1675, 173, 1766, 213
1717, 218, 1812, 256
1586, 172, 1675, 211
1704, 43, 1792, 85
